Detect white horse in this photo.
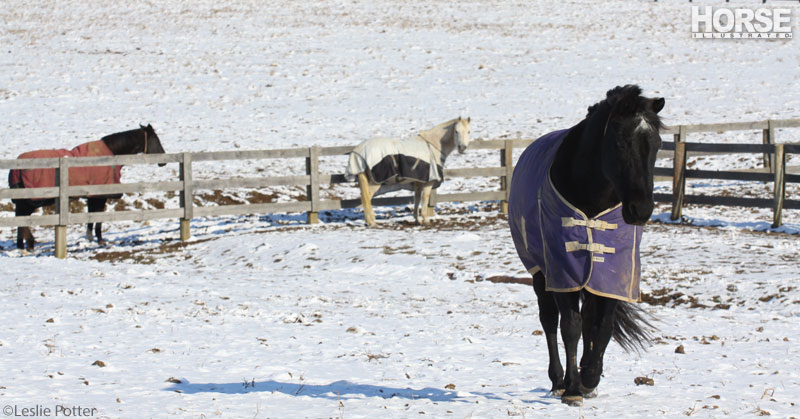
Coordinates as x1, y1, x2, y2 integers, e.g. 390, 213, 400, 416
345, 117, 471, 226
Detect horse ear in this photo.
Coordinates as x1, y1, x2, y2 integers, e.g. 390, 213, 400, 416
147, 123, 153, 128
467, 117, 471, 123
651, 98, 665, 114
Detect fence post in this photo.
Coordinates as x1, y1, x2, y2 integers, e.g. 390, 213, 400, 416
500, 140, 513, 215
54, 157, 69, 259
180, 152, 193, 241
762, 119, 775, 172
306, 146, 320, 224
772, 143, 785, 228
670, 126, 687, 221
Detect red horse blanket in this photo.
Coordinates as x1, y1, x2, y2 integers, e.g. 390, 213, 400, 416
8, 140, 122, 200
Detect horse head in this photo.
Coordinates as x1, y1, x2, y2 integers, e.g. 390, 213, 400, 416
598, 86, 665, 225
453, 117, 471, 154
140, 124, 167, 166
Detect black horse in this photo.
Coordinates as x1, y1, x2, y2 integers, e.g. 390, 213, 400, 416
509, 85, 664, 406
9, 124, 165, 250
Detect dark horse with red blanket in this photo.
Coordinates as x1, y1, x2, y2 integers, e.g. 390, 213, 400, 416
509, 86, 664, 406
8, 124, 165, 250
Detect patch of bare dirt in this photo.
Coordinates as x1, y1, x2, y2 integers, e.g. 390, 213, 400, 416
113, 200, 128, 211
145, 198, 165, 210
369, 202, 507, 231
195, 190, 246, 206
484, 275, 533, 287
640, 288, 685, 306
89, 237, 216, 264
246, 190, 278, 204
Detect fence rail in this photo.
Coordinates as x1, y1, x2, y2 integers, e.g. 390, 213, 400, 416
1, 117, 799, 258
655, 119, 800, 227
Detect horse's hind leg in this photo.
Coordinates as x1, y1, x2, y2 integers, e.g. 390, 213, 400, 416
553, 291, 583, 406
413, 183, 423, 224
532, 272, 565, 395
22, 227, 35, 251
419, 183, 433, 225
17, 226, 29, 250
579, 293, 617, 397
16, 216, 25, 250
357, 173, 376, 227
15, 201, 36, 251
87, 198, 107, 244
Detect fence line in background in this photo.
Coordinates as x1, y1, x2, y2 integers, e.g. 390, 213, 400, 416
1, 118, 798, 258
655, 119, 800, 228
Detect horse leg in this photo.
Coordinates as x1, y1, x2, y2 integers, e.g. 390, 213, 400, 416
532, 272, 565, 395
16, 205, 24, 249
357, 173, 376, 227
579, 293, 617, 397
553, 291, 583, 406
15, 205, 26, 250
15, 201, 36, 251
419, 183, 433, 225
86, 209, 94, 242
87, 198, 107, 244
413, 183, 423, 224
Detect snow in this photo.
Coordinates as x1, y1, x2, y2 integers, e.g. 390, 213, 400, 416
2, 0, 800, 418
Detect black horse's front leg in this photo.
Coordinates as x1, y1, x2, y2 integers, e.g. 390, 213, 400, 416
532, 272, 564, 395
554, 291, 583, 406
579, 293, 618, 396
87, 198, 107, 244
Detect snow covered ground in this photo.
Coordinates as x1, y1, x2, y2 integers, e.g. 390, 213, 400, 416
2, 0, 800, 418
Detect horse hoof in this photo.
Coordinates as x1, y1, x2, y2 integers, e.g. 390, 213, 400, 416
549, 388, 565, 397
561, 394, 583, 407
580, 385, 598, 399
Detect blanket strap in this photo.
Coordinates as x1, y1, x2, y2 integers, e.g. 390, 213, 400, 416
561, 217, 618, 231
564, 241, 616, 254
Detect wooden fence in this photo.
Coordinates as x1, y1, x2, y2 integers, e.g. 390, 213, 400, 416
0, 140, 524, 258
1, 118, 799, 258
654, 119, 800, 228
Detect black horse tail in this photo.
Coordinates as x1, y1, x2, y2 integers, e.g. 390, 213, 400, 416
612, 301, 656, 353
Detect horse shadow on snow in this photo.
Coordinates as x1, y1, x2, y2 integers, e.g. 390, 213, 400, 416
166, 379, 554, 405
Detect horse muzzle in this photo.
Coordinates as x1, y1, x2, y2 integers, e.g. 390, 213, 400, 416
621, 199, 654, 225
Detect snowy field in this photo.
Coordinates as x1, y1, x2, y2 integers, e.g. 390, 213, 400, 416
2, 0, 800, 418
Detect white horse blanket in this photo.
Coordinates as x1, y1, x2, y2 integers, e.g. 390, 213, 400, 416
345, 137, 443, 187
508, 129, 642, 303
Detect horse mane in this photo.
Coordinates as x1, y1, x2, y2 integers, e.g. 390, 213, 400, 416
586, 85, 664, 130
436, 118, 460, 128
418, 118, 461, 150
420, 118, 459, 136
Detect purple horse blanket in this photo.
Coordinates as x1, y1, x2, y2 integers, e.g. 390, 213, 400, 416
508, 129, 642, 302
8, 140, 122, 200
